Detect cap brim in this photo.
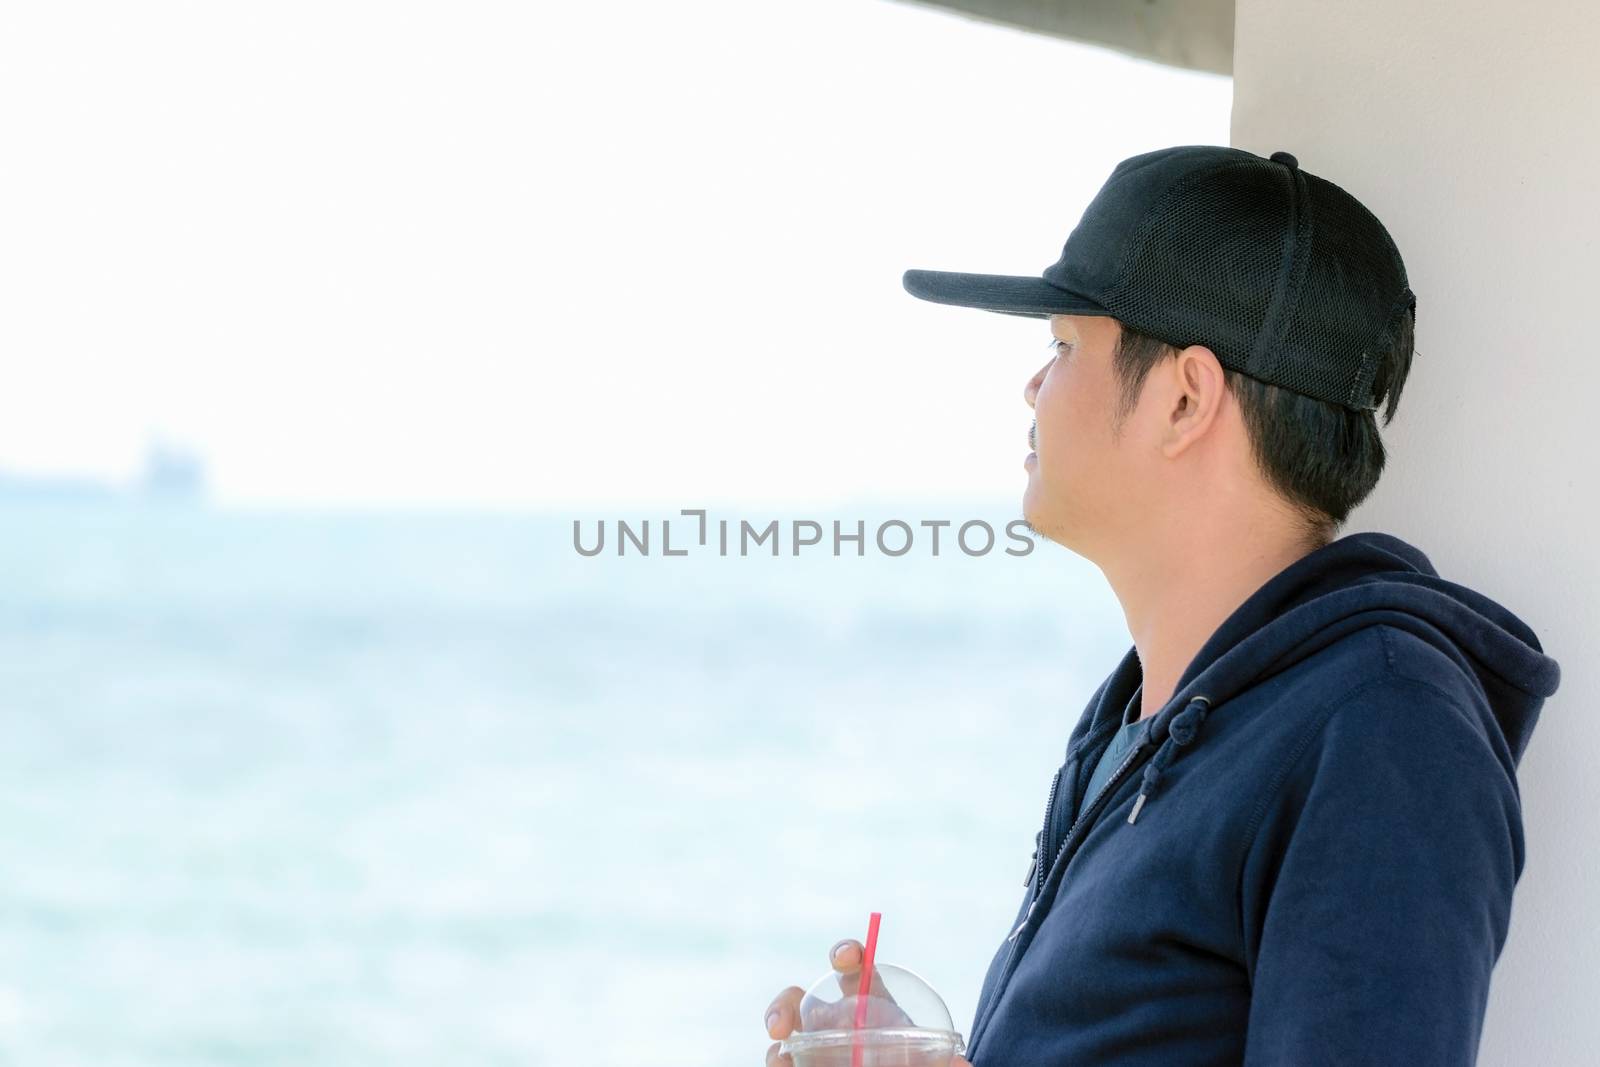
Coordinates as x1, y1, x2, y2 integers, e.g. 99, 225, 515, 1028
902, 269, 1113, 320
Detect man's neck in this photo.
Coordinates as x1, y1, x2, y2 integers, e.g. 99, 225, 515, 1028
1103, 522, 1324, 722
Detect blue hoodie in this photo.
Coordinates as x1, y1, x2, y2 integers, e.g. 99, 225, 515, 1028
965, 531, 1561, 1066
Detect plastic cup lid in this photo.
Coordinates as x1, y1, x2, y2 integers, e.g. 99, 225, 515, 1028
779, 962, 967, 1057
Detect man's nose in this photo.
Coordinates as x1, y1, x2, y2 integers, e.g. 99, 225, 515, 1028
1024, 362, 1049, 408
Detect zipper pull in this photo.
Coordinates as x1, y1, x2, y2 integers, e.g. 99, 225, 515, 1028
1023, 830, 1040, 887
1007, 900, 1037, 943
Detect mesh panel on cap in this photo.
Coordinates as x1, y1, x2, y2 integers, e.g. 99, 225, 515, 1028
1103, 159, 1293, 383
1101, 155, 1409, 412
1276, 174, 1410, 410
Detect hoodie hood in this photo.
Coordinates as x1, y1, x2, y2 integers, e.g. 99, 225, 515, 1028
1120, 529, 1560, 824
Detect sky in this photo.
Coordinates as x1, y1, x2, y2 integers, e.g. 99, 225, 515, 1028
0, 0, 1231, 509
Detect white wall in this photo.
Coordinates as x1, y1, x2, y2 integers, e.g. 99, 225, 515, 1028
1231, 2, 1599, 1063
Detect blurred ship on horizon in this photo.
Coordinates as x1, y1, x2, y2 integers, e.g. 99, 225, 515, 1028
138, 438, 206, 501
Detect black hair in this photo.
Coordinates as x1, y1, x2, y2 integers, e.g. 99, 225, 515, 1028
1108, 307, 1416, 545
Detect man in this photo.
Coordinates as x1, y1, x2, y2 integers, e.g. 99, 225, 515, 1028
762, 145, 1561, 1064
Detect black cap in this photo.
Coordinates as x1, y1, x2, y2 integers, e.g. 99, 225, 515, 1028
902, 145, 1416, 413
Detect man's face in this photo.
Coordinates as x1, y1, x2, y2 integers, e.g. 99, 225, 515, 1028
1022, 313, 1139, 551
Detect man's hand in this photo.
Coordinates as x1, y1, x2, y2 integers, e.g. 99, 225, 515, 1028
763, 939, 971, 1066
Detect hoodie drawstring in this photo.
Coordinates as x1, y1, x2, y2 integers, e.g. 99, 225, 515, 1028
1128, 695, 1212, 825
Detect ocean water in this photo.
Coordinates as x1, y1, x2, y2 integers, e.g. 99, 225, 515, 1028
0, 500, 1129, 1066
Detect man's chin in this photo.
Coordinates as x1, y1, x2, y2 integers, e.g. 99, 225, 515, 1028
1019, 494, 1058, 547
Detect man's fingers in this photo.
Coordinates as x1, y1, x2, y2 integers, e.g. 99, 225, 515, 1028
764, 985, 805, 1040
764, 937, 886, 1059
764, 1041, 793, 1067
829, 938, 863, 973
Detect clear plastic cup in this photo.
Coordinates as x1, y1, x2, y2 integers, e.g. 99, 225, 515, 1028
779, 961, 966, 1067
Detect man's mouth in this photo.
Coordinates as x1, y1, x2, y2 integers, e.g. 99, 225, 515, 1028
1028, 421, 1037, 450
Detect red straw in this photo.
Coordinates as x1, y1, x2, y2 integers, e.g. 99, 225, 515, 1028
852, 912, 882, 1067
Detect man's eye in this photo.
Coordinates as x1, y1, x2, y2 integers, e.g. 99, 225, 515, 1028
1047, 339, 1073, 356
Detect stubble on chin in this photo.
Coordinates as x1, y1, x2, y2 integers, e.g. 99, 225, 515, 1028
1017, 507, 1052, 545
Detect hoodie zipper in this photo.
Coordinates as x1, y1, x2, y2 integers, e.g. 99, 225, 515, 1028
975, 692, 1220, 1058
1011, 727, 1150, 941
970, 727, 1158, 1058
1024, 768, 1063, 887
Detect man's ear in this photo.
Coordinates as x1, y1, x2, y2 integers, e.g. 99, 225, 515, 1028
1161, 345, 1225, 457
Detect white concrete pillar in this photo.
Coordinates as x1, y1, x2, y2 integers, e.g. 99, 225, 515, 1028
1232, 2, 1600, 1062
